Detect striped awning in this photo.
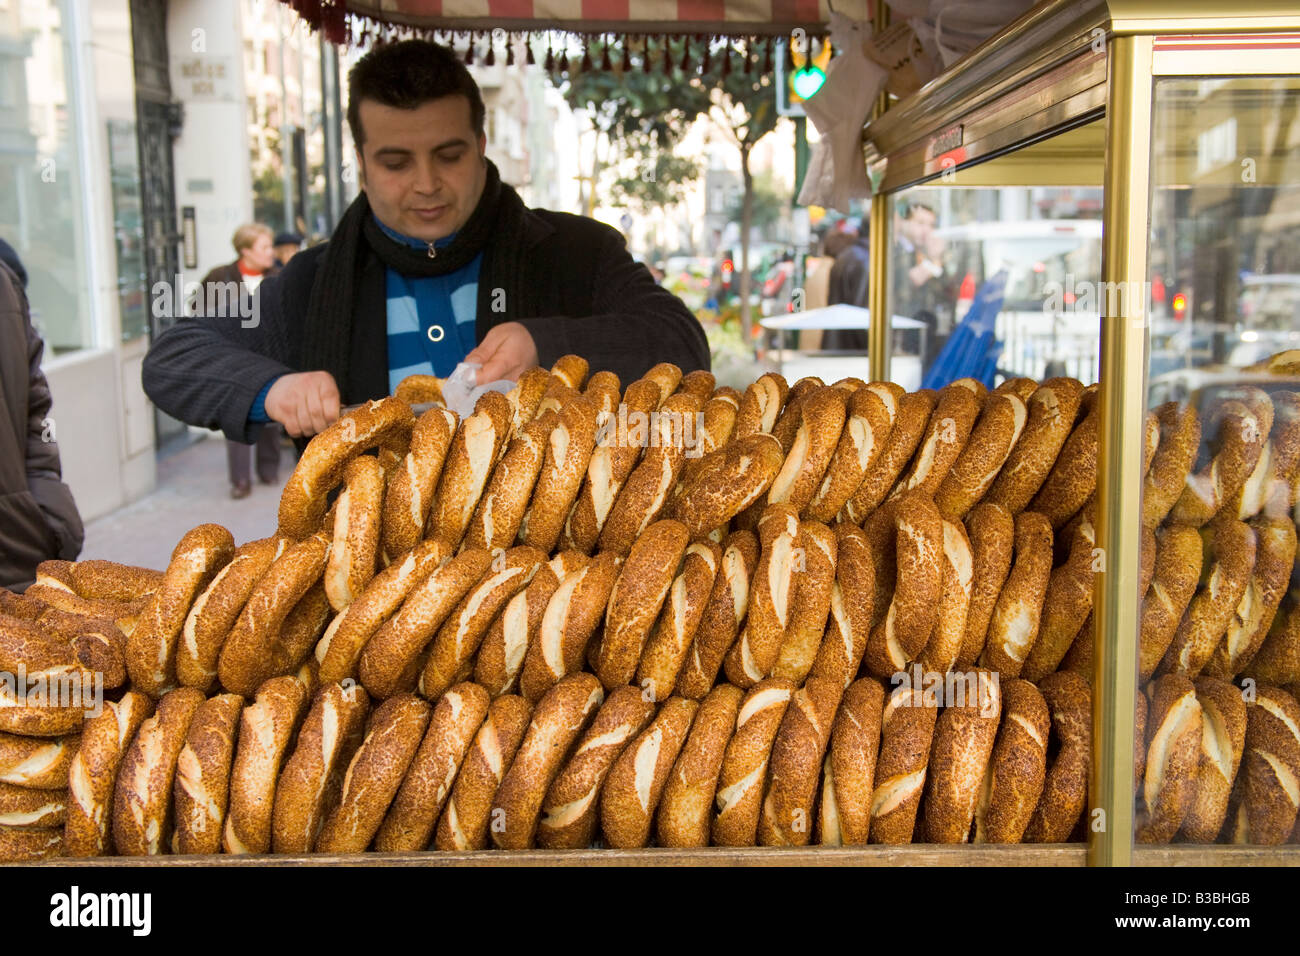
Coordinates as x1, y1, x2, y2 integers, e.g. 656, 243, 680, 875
285, 0, 872, 41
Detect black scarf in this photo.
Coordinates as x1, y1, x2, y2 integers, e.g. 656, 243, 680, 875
300, 157, 527, 396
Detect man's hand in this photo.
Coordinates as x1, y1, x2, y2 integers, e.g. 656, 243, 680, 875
465, 322, 539, 385
265, 371, 341, 437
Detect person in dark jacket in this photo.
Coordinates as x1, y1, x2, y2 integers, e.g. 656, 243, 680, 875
0, 239, 85, 592
142, 40, 709, 448
199, 223, 284, 498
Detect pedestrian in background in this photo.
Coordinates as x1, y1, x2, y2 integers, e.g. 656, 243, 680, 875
0, 238, 84, 591
274, 231, 304, 268
200, 223, 284, 499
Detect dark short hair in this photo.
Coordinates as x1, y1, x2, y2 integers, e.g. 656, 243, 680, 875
905, 202, 937, 220
347, 40, 485, 148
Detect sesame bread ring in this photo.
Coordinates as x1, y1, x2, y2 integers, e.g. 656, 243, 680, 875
505, 366, 550, 434
563, 379, 662, 554
60, 694, 146, 856
732, 373, 789, 440
381, 406, 458, 561
359, 549, 493, 701
805, 387, 894, 523
315, 538, 449, 686
1254, 391, 1300, 517
421, 547, 547, 701
584, 373, 623, 417
315, 693, 432, 853
535, 381, 580, 419
862, 494, 944, 680
0, 826, 61, 861
917, 519, 975, 677
516, 551, 621, 704
0, 613, 81, 676
519, 396, 602, 555
1159, 518, 1257, 677
0, 668, 90, 738
771, 521, 838, 684
723, 505, 801, 688
1179, 676, 1247, 842
593, 520, 689, 691
1244, 600, 1300, 687
640, 362, 683, 406
491, 672, 604, 849
426, 390, 513, 547
1029, 399, 1100, 529
278, 397, 415, 539
221, 676, 308, 854
842, 389, 936, 524
1206, 516, 1296, 678
1172, 389, 1273, 526
992, 377, 1039, 403
676, 530, 759, 700
434, 694, 533, 851
111, 686, 205, 855
676, 369, 715, 404
1135, 689, 1149, 792
764, 388, 846, 518
936, 393, 1029, 522
890, 384, 981, 502
597, 393, 704, 556
809, 524, 876, 691
656, 683, 742, 848
125, 523, 235, 698
983, 378, 1085, 515
1138, 525, 1204, 681
177, 536, 290, 692
712, 677, 795, 847
600, 695, 698, 848
323, 455, 384, 611
769, 377, 825, 455
979, 511, 1054, 678
1023, 671, 1090, 844
869, 683, 940, 845
0, 589, 42, 622
1237, 685, 1300, 844
671, 433, 783, 541
474, 557, 574, 697
1143, 402, 1201, 529
817, 678, 884, 846
1022, 507, 1098, 681
170, 692, 242, 855
0, 781, 66, 828
66, 561, 162, 602
270, 680, 370, 854
1, 732, 79, 791
1136, 674, 1203, 843
955, 503, 1014, 671
678, 393, 740, 490
271, 580, 332, 681
637, 542, 722, 702
924, 668, 1002, 843
831, 376, 869, 392
394, 373, 445, 407
549, 354, 591, 391
22, 584, 143, 635
376, 681, 491, 851
463, 411, 555, 552
758, 677, 842, 846
537, 685, 655, 849
973, 678, 1049, 844
218, 531, 331, 698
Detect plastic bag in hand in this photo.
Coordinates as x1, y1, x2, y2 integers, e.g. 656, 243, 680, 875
440, 362, 514, 418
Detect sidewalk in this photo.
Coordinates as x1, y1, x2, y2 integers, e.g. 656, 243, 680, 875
80, 432, 295, 570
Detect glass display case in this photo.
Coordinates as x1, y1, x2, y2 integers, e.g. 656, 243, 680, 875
862, 0, 1300, 865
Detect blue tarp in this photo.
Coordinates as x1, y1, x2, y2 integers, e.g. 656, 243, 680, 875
921, 269, 1008, 391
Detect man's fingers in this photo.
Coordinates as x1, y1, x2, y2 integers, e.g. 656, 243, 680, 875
477, 354, 515, 385
320, 381, 341, 426
304, 389, 329, 436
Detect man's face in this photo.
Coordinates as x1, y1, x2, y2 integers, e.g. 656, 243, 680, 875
903, 207, 937, 248
275, 243, 300, 263
242, 233, 276, 272
356, 95, 487, 242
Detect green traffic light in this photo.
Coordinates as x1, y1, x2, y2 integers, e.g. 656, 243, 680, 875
792, 65, 826, 100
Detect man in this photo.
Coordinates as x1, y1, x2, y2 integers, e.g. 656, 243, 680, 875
197, 223, 284, 498
0, 239, 84, 591
142, 40, 708, 447
821, 224, 870, 352
273, 232, 303, 267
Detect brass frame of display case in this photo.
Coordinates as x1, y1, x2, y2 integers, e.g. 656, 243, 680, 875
862, 0, 1300, 867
